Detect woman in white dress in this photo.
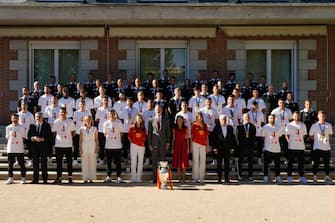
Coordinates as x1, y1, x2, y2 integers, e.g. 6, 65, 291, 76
79, 115, 99, 183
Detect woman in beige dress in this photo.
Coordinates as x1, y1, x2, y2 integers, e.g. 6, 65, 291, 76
79, 115, 99, 183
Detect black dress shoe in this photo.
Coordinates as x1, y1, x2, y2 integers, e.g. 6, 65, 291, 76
68, 178, 73, 184
224, 179, 231, 184
43, 180, 48, 184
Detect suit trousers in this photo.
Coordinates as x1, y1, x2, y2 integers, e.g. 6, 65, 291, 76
55, 147, 73, 179
8, 153, 26, 178
130, 143, 145, 181
238, 148, 253, 178
32, 145, 48, 182
192, 142, 206, 181
217, 149, 230, 182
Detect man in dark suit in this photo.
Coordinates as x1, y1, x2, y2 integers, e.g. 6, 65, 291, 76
28, 112, 53, 184
213, 114, 237, 183
147, 105, 171, 183
237, 113, 256, 182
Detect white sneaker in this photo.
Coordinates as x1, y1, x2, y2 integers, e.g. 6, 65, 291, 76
275, 176, 283, 184
104, 176, 112, 183
313, 175, 318, 183
98, 159, 105, 165
72, 160, 78, 166
144, 158, 150, 165
325, 176, 333, 184
21, 178, 26, 184
211, 159, 217, 166
299, 177, 308, 184
26, 159, 33, 167
257, 158, 263, 166
287, 176, 293, 184
6, 177, 14, 185
264, 176, 269, 184
117, 177, 123, 184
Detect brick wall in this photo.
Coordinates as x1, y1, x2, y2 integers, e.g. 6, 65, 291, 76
0, 39, 17, 125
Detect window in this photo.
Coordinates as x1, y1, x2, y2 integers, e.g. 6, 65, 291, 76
246, 41, 297, 94
30, 41, 80, 87
137, 41, 188, 86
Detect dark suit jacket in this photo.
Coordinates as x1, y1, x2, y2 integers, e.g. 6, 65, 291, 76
147, 116, 171, 149
27, 121, 54, 150
237, 123, 256, 151
213, 124, 237, 155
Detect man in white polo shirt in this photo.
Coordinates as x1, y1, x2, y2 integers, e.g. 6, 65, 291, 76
103, 109, 124, 184
52, 107, 76, 184
310, 110, 334, 184
5, 113, 27, 185
285, 111, 307, 184
262, 114, 282, 184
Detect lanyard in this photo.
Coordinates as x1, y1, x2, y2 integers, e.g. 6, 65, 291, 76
251, 111, 257, 124
319, 123, 326, 135
280, 109, 285, 121
138, 102, 143, 112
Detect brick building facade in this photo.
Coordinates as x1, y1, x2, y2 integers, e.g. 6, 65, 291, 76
0, 2, 335, 124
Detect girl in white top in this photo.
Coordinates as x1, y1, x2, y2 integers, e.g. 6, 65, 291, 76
261, 114, 282, 184
5, 113, 26, 184
103, 109, 124, 183
79, 115, 99, 183
285, 111, 307, 184
309, 110, 334, 183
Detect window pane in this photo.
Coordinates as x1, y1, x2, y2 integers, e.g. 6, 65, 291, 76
140, 48, 161, 81
59, 49, 79, 85
164, 48, 186, 86
34, 49, 54, 87
247, 50, 266, 82
271, 50, 291, 91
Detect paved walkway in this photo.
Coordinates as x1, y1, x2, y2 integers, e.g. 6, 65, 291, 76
0, 181, 334, 223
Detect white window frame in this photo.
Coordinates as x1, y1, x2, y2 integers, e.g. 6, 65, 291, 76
29, 41, 80, 89
136, 40, 189, 79
245, 40, 297, 97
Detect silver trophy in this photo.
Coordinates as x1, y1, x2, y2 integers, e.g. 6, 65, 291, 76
157, 161, 173, 190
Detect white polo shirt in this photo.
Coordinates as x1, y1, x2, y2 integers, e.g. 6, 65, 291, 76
188, 96, 206, 117
53, 118, 75, 148
286, 121, 307, 150
73, 110, 92, 134
6, 124, 25, 153
103, 119, 123, 149
58, 97, 76, 118
309, 122, 333, 151
262, 124, 282, 153
18, 111, 34, 137
248, 110, 264, 137
95, 107, 110, 133
271, 107, 292, 135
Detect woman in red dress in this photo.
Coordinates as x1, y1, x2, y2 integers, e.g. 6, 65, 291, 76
171, 115, 189, 182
